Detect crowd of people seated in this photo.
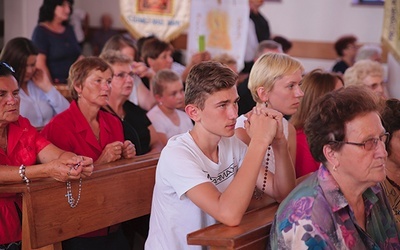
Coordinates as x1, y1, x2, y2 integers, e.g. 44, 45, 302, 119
0, 0, 398, 249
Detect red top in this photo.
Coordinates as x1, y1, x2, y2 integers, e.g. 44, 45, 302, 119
41, 101, 124, 237
0, 116, 50, 244
41, 101, 124, 161
295, 128, 320, 178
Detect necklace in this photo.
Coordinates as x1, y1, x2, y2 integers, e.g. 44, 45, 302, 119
253, 146, 271, 200
65, 178, 82, 208
386, 176, 400, 192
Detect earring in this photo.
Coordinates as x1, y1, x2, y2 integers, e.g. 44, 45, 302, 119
333, 165, 337, 172
264, 101, 268, 108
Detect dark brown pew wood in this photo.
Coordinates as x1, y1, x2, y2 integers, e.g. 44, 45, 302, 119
0, 153, 159, 250
187, 196, 278, 250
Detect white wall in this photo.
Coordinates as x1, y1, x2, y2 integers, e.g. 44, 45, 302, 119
4, 0, 41, 44
262, 0, 384, 43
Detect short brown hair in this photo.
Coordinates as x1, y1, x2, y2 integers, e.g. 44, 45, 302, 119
185, 61, 238, 110
141, 38, 172, 66
334, 35, 357, 57
68, 57, 112, 100
305, 86, 381, 164
151, 69, 181, 96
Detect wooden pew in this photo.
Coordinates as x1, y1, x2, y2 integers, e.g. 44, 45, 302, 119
0, 153, 159, 250
187, 196, 279, 250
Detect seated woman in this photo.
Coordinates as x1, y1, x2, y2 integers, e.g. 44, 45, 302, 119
100, 50, 163, 155
140, 36, 211, 82
344, 59, 386, 99
380, 98, 400, 230
146, 69, 193, 145
0, 37, 69, 128
0, 61, 93, 249
235, 52, 302, 201
270, 86, 400, 249
102, 34, 156, 111
41, 57, 135, 250
289, 69, 343, 178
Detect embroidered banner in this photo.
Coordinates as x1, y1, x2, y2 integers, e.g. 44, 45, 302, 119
120, 0, 190, 42
382, 0, 400, 62
186, 0, 249, 70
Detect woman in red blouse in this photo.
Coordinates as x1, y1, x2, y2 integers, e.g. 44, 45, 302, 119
41, 57, 135, 250
0, 62, 93, 249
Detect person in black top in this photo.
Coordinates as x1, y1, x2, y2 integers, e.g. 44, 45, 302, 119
331, 35, 358, 75
100, 50, 163, 155
242, 0, 271, 74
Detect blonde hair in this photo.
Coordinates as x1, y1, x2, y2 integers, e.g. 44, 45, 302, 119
212, 53, 237, 66
343, 59, 383, 87
248, 52, 303, 103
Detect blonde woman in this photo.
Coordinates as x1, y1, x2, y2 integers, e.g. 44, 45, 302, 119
235, 52, 303, 201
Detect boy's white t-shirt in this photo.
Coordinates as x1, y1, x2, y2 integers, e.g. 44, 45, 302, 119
147, 105, 193, 140
234, 114, 290, 174
145, 132, 247, 250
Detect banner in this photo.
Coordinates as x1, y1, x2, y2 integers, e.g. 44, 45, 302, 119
382, 0, 400, 63
186, 0, 249, 70
120, 0, 190, 42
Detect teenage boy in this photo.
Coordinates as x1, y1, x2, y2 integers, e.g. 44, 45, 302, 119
145, 61, 283, 249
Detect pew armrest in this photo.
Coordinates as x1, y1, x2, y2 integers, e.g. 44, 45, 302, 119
187, 202, 278, 250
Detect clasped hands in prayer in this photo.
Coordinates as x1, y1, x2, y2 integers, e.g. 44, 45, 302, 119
244, 106, 285, 146
51, 155, 93, 182
97, 140, 136, 164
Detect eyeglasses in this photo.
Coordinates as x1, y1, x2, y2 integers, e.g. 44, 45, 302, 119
0, 61, 15, 73
329, 132, 389, 151
114, 71, 135, 79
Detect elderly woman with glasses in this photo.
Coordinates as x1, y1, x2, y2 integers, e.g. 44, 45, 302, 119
100, 50, 163, 156
0, 62, 93, 250
270, 86, 400, 249
41, 57, 135, 250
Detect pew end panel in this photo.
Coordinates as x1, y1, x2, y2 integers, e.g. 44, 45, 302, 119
0, 153, 159, 250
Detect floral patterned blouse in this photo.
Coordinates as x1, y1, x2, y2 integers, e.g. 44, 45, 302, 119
270, 165, 400, 249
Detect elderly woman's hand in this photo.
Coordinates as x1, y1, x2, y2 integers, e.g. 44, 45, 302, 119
132, 61, 155, 79
47, 158, 83, 182
122, 140, 136, 159
96, 141, 124, 164
75, 156, 94, 178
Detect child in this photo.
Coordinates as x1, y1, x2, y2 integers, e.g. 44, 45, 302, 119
145, 61, 284, 249
146, 69, 193, 145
